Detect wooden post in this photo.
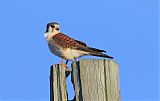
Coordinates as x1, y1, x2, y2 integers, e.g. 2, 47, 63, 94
50, 59, 120, 101
72, 59, 121, 101
50, 64, 70, 101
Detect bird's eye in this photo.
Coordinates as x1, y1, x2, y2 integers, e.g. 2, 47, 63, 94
51, 25, 55, 28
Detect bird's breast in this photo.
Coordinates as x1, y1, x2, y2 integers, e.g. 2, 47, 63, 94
48, 43, 63, 58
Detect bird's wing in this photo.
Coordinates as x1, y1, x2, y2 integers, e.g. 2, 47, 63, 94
50, 33, 113, 59
74, 40, 87, 47
74, 40, 106, 52
51, 33, 82, 49
51, 33, 105, 53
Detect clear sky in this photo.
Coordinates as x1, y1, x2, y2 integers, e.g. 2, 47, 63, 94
0, 0, 159, 101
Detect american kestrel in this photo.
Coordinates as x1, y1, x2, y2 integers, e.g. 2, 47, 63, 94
44, 22, 113, 67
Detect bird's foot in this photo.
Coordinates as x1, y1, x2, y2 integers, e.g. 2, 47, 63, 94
62, 63, 67, 68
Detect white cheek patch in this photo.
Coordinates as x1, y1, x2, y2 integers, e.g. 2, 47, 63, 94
48, 27, 53, 33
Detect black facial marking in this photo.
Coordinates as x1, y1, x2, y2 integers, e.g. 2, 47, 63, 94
51, 25, 55, 28
56, 28, 59, 30
45, 25, 49, 33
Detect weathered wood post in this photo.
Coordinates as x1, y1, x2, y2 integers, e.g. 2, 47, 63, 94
50, 59, 120, 101
50, 64, 70, 101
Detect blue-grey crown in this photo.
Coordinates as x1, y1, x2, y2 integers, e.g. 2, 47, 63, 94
47, 22, 59, 27
46, 22, 59, 33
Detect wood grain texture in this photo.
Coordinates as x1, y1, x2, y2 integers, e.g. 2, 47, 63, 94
72, 59, 120, 101
50, 59, 120, 101
50, 64, 68, 101
71, 62, 80, 101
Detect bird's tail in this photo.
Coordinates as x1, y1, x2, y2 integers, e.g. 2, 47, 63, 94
90, 52, 113, 59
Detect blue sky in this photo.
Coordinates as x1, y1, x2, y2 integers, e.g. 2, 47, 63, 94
0, 0, 159, 101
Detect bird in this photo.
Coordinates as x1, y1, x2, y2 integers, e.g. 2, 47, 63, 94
44, 22, 113, 67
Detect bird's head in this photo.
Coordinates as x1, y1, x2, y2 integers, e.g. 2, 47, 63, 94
45, 22, 60, 33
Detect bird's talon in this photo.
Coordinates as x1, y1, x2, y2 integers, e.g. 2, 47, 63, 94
62, 64, 67, 68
